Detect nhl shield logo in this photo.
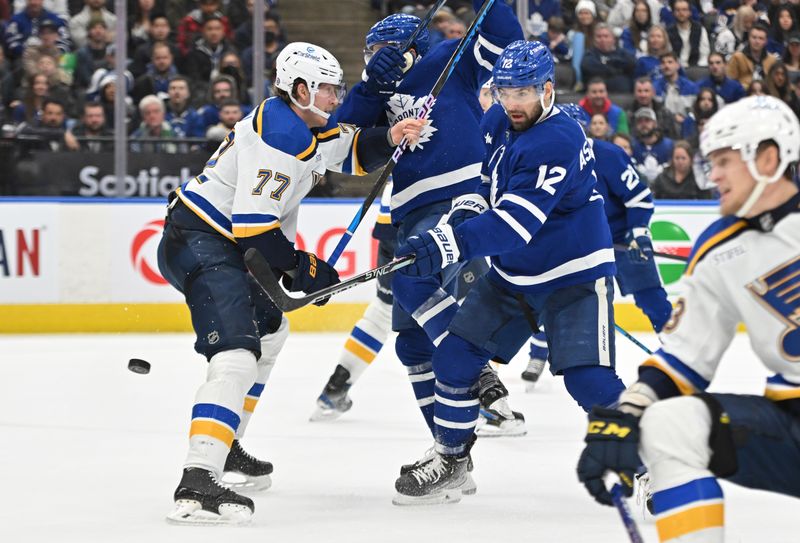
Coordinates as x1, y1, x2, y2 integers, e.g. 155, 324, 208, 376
207, 331, 220, 345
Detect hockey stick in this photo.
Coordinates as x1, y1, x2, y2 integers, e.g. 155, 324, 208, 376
614, 324, 654, 356
327, 0, 497, 266
613, 244, 689, 263
400, 0, 448, 54
610, 483, 646, 543
245, 248, 415, 312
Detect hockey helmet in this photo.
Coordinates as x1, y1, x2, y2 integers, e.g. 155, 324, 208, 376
559, 103, 591, 129
275, 42, 345, 120
491, 40, 554, 91
365, 13, 430, 56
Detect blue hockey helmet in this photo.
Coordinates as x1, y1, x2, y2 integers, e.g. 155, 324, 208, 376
559, 103, 591, 129
492, 40, 555, 90
365, 13, 430, 56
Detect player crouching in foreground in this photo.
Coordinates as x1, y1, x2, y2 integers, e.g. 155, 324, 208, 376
577, 95, 800, 542
391, 41, 627, 505
157, 42, 425, 525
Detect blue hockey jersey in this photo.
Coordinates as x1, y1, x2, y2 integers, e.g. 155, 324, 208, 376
334, 0, 523, 222
591, 138, 654, 244
455, 104, 616, 294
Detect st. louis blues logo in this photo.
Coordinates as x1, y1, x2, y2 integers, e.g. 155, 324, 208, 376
386, 93, 438, 151
747, 255, 800, 361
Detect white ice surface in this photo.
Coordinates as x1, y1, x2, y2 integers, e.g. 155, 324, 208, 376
0, 332, 794, 543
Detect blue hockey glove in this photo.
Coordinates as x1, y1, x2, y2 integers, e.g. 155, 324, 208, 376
440, 193, 489, 229
396, 224, 462, 277
363, 45, 406, 95
282, 251, 340, 306
577, 407, 642, 506
625, 227, 654, 263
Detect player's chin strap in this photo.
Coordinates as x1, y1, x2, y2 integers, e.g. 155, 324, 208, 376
289, 89, 331, 120
736, 155, 789, 217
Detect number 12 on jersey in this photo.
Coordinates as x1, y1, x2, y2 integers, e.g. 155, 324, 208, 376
253, 169, 292, 201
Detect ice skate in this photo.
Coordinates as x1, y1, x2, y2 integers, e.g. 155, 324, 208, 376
399, 445, 477, 496
476, 365, 527, 437
166, 467, 254, 525
521, 357, 547, 392
220, 439, 273, 492
310, 364, 353, 421
393, 452, 469, 506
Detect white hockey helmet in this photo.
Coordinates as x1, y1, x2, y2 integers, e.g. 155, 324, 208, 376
275, 42, 345, 120
700, 95, 800, 217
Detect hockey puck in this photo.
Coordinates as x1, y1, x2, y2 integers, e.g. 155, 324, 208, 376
128, 358, 151, 374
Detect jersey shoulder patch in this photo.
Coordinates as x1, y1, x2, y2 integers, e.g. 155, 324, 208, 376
255, 98, 317, 161
685, 215, 750, 275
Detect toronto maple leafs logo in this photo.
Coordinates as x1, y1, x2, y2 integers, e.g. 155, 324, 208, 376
386, 93, 438, 151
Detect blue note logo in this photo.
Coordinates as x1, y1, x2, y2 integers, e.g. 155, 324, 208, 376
747, 255, 800, 361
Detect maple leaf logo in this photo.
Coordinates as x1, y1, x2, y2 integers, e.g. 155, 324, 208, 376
385, 93, 438, 151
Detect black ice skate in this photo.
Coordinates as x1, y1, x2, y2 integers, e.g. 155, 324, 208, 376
221, 439, 273, 492
476, 364, 527, 437
521, 357, 547, 392
400, 434, 478, 496
310, 364, 353, 422
393, 452, 469, 506
166, 467, 254, 525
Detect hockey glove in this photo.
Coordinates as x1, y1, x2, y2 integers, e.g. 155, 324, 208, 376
363, 46, 406, 96
396, 224, 462, 277
439, 193, 489, 229
625, 227, 654, 263
577, 406, 642, 506
282, 251, 340, 306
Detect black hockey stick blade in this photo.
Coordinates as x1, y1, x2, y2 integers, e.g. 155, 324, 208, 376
245, 248, 415, 313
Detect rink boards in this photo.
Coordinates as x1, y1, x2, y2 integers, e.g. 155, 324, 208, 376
0, 198, 718, 333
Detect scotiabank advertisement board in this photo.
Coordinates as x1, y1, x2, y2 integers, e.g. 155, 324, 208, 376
0, 199, 718, 305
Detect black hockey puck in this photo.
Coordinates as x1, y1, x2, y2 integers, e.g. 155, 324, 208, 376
128, 358, 151, 374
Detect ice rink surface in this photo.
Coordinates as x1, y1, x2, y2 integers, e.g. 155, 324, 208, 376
1, 331, 794, 542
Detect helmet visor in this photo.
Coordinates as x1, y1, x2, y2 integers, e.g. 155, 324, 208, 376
491, 85, 543, 108
363, 42, 400, 65
317, 82, 347, 102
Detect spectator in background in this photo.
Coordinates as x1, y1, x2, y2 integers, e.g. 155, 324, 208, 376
588, 112, 611, 139
22, 18, 75, 84
620, 0, 653, 56
183, 15, 234, 92
34, 53, 75, 115
196, 74, 239, 131
680, 86, 718, 139
768, 5, 798, 56
177, 0, 232, 57
164, 75, 201, 137
651, 140, 714, 199
5, 0, 71, 60
747, 78, 767, 95
74, 19, 111, 90
69, 0, 116, 50
666, 0, 709, 67
241, 15, 284, 88
130, 94, 177, 153
634, 23, 671, 77
235, 10, 283, 51
611, 132, 635, 157
93, 73, 134, 130
132, 41, 178, 104
539, 16, 570, 63
607, 0, 661, 37
696, 51, 746, 103
10, 72, 50, 125
218, 51, 250, 105
581, 22, 636, 92
444, 17, 467, 39
579, 77, 630, 134
18, 97, 73, 152
11, 0, 65, 19
784, 32, 800, 84
631, 106, 674, 184
522, 0, 562, 37
68, 101, 112, 152
727, 21, 777, 88
128, 0, 157, 50
714, 5, 756, 61
130, 13, 179, 78
568, 0, 597, 91
205, 97, 240, 141
653, 51, 698, 122
765, 60, 800, 116
628, 75, 680, 137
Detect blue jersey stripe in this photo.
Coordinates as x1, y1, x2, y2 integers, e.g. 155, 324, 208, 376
191, 403, 241, 430
232, 213, 280, 224
180, 185, 233, 232
247, 383, 265, 398
652, 477, 723, 514
351, 326, 384, 353
657, 349, 710, 391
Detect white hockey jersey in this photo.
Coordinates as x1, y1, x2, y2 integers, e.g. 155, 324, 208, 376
643, 195, 800, 402
176, 97, 366, 244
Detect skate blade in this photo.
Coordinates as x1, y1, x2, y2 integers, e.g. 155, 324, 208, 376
524, 381, 539, 393
165, 500, 252, 526
460, 473, 477, 496
392, 488, 462, 506
475, 420, 527, 438
309, 406, 347, 422
220, 472, 272, 493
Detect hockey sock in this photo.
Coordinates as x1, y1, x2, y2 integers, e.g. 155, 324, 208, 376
396, 327, 436, 432
432, 334, 490, 455
529, 331, 549, 361
338, 297, 392, 384
563, 365, 626, 412
634, 287, 673, 333
651, 478, 724, 542
411, 287, 460, 347
236, 317, 289, 438
185, 348, 257, 475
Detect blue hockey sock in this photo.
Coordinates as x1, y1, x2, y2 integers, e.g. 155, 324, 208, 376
563, 365, 626, 412
395, 328, 436, 432
633, 287, 673, 333
529, 331, 549, 361
411, 287, 460, 347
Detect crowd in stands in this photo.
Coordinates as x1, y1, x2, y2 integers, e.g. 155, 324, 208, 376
5, 0, 800, 199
